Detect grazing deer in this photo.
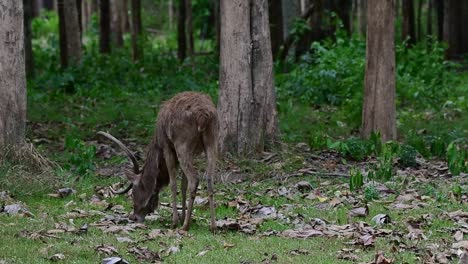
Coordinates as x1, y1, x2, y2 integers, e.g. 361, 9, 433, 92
98, 92, 218, 231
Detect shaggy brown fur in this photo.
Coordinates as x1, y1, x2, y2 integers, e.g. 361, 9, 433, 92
98, 91, 218, 232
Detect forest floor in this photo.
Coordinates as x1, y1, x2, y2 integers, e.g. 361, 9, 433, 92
0, 73, 467, 263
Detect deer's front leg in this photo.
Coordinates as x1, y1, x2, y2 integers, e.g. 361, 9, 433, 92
164, 148, 179, 229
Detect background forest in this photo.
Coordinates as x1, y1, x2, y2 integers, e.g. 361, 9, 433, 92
0, 0, 467, 263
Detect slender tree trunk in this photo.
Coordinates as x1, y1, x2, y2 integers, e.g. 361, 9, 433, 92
269, 0, 283, 59
213, 0, 220, 50
402, 0, 415, 44
357, 0, 366, 36
435, 0, 443, 41
0, 0, 27, 148
24, 0, 34, 78
122, 0, 130, 32
361, 0, 396, 142
112, 0, 124, 47
218, 0, 278, 155
43, 0, 54, 10
185, 0, 194, 56
281, 0, 300, 39
416, 0, 422, 40
131, 0, 142, 61
32, 0, 40, 17
58, 0, 82, 67
443, 0, 468, 59
90, 0, 97, 13
332, 0, 351, 35
177, 0, 187, 61
99, 0, 111, 53
427, 0, 433, 36
82, 0, 89, 32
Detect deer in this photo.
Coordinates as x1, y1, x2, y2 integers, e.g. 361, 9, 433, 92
97, 91, 218, 232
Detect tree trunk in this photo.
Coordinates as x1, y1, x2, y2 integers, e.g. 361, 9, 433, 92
332, 0, 352, 34
122, 0, 130, 32
361, 0, 396, 142
427, 0, 433, 36
218, 0, 278, 155
443, 0, 468, 59
402, 0, 415, 44
90, 0, 97, 13
269, 0, 283, 59
24, 0, 34, 79
416, 0, 422, 40
357, 0, 366, 36
186, 0, 194, 56
131, 0, 142, 61
177, 0, 186, 61
99, 0, 111, 53
32, 0, 40, 17
43, 0, 54, 10
435, 0, 443, 41
58, 0, 82, 67
77, 0, 82, 39
169, 0, 174, 30
0, 0, 27, 148
112, 0, 124, 47
281, 0, 301, 39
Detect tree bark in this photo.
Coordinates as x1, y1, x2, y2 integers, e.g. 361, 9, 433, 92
357, 0, 366, 36
186, 0, 194, 56
43, 0, 54, 10
427, 0, 433, 36
32, 0, 40, 17
402, 0, 415, 44
218, 0, 278, 155
112, 0, 124, 47
122, 0, 130, 32
361, 0, 396, 142
331, 0, 351, 34
58, 0, 82, 67
435, 0, 443, 41
99, 0, 111, 53
177, 0, 186, 61
443, 0, 468, 59
416, 0, 422, 40
24, 0, 34, 79
269, 0, 283, 59
131, 0, 142, 61
281, 0, 301, 40
0, 0, 27, 148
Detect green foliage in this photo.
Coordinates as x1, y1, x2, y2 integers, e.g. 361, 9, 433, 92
398, 144, 418, 168
64, 137, 96, 176
349, 167, 364, 191
446, 142, 467, 176
364, 185, 379, 201
368, 145, 395, 182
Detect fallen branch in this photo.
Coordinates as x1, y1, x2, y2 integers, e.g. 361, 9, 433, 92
273, 171, 350, 181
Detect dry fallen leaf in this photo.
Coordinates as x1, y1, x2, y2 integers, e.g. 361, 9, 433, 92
223, 241, 235, 249
348, 206, 369, 218
49, 253, 65, 261
96, 244, 118, 255
281, 228, 323, 239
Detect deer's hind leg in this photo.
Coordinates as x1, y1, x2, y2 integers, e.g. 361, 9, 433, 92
163, 147, 179, 229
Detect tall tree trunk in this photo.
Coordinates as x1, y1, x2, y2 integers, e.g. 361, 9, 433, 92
416, 0, 422, 40
435, 0, 443, 41
131, 0, 142, 61
401, 0, 415, 44
122, 0, 130, 32
90, 0, 97, 13
77, 0, 82, 38
362, 0, 396, 142
99, 0, 111, 53
443, 0, 468, 59
177, 0, 187, 61
112, 0, 124, 47
43, 0, 54, 10
269, 0, 283, 59
427, 0, 433, 36
332, 0, 352, 34
58, 0, 82, 67
24, 0, 34, 78
186, 0, 194, 56
32, 0, 40, 17
169, 0, 174, 30
218, 0, 278, 155
0, 0, 27, 148
281, 0, 300, 40
357, 0, 366, 36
